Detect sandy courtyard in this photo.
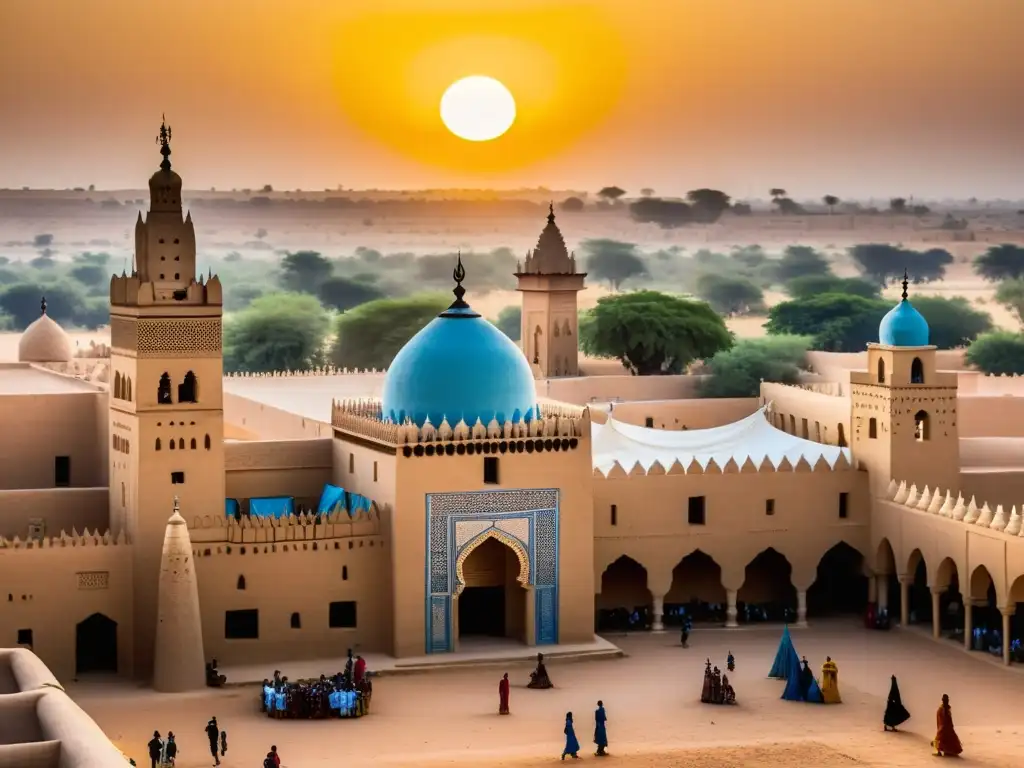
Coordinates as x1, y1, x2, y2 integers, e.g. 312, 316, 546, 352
68, 622, 1023, 768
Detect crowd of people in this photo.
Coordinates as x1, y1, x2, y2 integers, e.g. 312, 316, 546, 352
261, 650, 372, 720
699, 658, 737, 705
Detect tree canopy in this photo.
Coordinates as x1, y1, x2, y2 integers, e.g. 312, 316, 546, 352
775, 245, 831, 284
994, 278, 1024, 326
965, 332, 1024, 375
223, 293, 331, 373
694, 273, 764, 315
330, 293, 449, 370
910, 296, 992, 349
685, 188, 731, 223
317, 275, 384, 312
849, 244, 953, 285
581, 239, 647, 291
279, 250, 333, 293
578, 290, 733, 375
784, 274, 880, 300
493, 305, 521, 341
973, 244, 1024, 282
0, 282, 89, 330
627, 197, 691, 229
701, 335, 810, 398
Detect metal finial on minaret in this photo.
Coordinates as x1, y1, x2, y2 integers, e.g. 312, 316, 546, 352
173, 495, 180, 513
451, 252, 468, 307
156, 114, 173, 172
901, 269, 909, 301
40, 296, 47, 316
548, 201, 555, 221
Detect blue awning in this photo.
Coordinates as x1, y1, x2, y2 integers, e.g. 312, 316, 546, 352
317, 484, 346, 515
225, 498, 240, 518
249, 496, 295, 518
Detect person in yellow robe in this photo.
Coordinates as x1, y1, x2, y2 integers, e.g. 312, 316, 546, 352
821, 656, 842, 704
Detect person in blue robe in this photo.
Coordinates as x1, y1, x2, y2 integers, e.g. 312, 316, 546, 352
562, 712, 580, 760
594, 701, 609, 757
769, 626, 798, 679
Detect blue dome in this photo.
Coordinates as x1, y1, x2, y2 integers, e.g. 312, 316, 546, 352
381, 300, 538, 428
879, 299, 929, 347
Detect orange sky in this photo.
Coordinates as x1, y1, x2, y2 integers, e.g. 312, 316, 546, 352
1, 0, 1022, 198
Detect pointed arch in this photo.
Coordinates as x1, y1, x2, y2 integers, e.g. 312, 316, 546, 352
911, 357, 924, 384
126, 377, 132, 402
968, 564, 994, 602
157, 372, 172, 404
178, 370, 198, 403
875, 538, 896, 575
190, 437, 197, 450
236, 575, 246, 590
114, 371, 122, 400
563, 318, 572, 336
914, 411, 930, 441
876, 357, 885, 384
454, 528, 529, 597
204, 434, 211, 450
178, 438, 185, 450
169, 439, 175, 451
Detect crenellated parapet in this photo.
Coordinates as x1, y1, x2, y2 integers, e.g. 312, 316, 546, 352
330, 397, 588, 452
593, 452, 853, 479
188, 506, 382, 546
884, 479, 1024, 539
0, 527, 128, 550
109, 270, 222, 307
762, 381, 844, 397
225, 366, 385, 378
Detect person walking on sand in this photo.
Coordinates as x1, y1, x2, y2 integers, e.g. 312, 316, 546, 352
147, 731, 162, 768
883, 675, 910, 731
498, 672, 510, 715
594, 700, 609, 757
932, 694, 963, 757
561, 712, 580, 760
204, 717, 220, 766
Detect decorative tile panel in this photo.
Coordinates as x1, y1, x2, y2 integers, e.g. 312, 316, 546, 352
495, 517, 530, 547
534, 509, 557, 587
455, 520, 493, 548
430, 595, 449, 651
429, 489, 557, 518
536, 587, 557, 645
77, 571, 110, 590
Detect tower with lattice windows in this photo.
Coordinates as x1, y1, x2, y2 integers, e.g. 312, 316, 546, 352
108, 118, 224, 678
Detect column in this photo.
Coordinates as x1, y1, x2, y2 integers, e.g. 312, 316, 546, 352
877, 574, 889, 612
963, 601, 973, 651
796, 590, 808, 628
930, 588, 942, 639
1002, 608, 1015, 666
725, 589, 738, 628
651, 595, 665, 632
899, 577, 910, 626
868, 575, 878, 604
524, 585, 536, 647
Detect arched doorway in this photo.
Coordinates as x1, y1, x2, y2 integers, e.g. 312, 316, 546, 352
738, 548, 796, 623
875, 538, 900, 618
456, 537, 527, 643
934, 558, 962, 639
807, 542, 866, 616
665, 551, 725, 624
597, 556, 651, 632
1010, 574, 1024, 664
907, 550, 930, 625
76, 613, 118, 676
967, 565, 999, 654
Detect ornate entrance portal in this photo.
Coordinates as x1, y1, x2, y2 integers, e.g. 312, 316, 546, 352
425, 489, 559, 653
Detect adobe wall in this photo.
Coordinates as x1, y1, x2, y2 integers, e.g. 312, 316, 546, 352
805, 350, 970, 396
593, 459, 870, 600
759, 383, 851, 446
958, 396, 1024, 437
959, 470, 1024, 511
224, 391, 331, 440
601, 398, 758, 430
190, 513, 389, 666
0, 534, 134, 682
0, 488, 108, 540
224, 438, 333, 502
540, 374, 705, 405
0, 393, 106, 491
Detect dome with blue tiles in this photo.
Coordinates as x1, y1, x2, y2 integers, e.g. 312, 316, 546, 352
878, 271, 930, 347
381, 257, 538, 427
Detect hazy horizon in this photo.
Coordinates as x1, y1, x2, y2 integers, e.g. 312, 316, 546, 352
2, 0, 1023, 198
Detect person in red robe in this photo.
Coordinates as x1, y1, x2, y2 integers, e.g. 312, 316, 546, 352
932, 694, 963, 757
354, 656, 367, 684
498, 673, 510, 715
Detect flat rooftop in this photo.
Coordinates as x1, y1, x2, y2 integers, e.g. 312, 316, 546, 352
223, 373, 385, 422
0, 365, 102, 395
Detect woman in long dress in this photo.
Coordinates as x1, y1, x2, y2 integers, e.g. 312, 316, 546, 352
932, 694, 963, 757
594, 701, 608, 757
498, 673, 510, 715
883, 675, 911, 731
562, 712, 580, 760
820, 657, 841, 704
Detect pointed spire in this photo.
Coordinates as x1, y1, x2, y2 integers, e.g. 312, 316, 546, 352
901, 269, 909, 301
548, 200, 555, 221
439, 253, 480, 317
157, 114, 172, 172
40, 296, 47, 316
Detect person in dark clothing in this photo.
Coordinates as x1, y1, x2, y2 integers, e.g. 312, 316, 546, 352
219, 729, 227, 757
164, 732, 177, 765
147, 731, 162, 768
883, 675, 911, 731
205, 718, 220, 766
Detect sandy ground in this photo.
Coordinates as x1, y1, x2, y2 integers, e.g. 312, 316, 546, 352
68, 622, 1024, 768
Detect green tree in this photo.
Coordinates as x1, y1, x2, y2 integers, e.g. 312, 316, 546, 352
560, 196, 585, 212
597, 186, 626, 204
69, 264, 108, 288
775, 245, 831, 283
994, 278, 1024, 325
974, 244, 1024, 282
223, 293, 330, 373
317, 275, 384, 312
685, 188, 732, 223
73, 251, 110, 268
494, 305, 522, 341
581, 239, 647, 291
965, 332, 1024, 375
331, 294, 448, 370
223, 284, 265, 312
278, 250, 333, 293
784, 275, 880, 300
0, 282, 85, 329
73, 297, 110, 329
823, 195, 840, 214
30, 254, 56, 269
694, 273, 764, 315
628, 197, 692, 228
849, 244, 952, 285
889, 197, 907, 213
912, 296, 992, 349
766, 294, 889, 352
578, 291, 733, 375
701, 335, 810, 397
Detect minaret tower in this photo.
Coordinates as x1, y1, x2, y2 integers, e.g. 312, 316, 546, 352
850, 271, 959, 497
153, 498, 206, 692
108, 118, 225, 679
515, 203, 587, 378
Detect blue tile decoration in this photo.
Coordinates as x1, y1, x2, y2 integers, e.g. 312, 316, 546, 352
425, 489, 559, 653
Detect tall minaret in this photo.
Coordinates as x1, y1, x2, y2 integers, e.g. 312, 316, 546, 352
108, 118, 225, 679
515, 203, 586, 378
153, 498, 206, 692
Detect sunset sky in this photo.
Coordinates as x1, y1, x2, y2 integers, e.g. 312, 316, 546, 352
1, 0, 1022, 198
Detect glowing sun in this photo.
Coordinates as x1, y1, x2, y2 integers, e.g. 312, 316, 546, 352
440, 76, 517, 142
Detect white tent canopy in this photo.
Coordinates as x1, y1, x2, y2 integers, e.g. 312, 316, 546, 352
591, 406, 851, 475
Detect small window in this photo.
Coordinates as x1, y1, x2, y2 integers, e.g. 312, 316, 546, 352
169, 439, 175, 451
610, 504, 618, 526
373, 461, 378, 482
121, 482, 126, 508
342, 566, 349, 581
349, 454, 354, 473
236, 575, 246, 590
877, 357, 886, 384
178, 438, 185, 450
189, 437, 196, 450
290, 612, 301, 629
644, 416, 654, 428
910, 357, 924, 384
837, 423, 847, 447
868, 418, 877, 439
224, 609, 259, 639
914, 410, 929, 441
765, 499, 775, 516
789, 415, 796, 434
204, 434, 211, 450
17, 628, 32, 646
329, 601, 357, 629
839, 492, 849, 519
157, 372, 172, 404
155, 438, 162, 451
171, 471, 185, 484
483, 456, 499, 484
54, 456, 70, 487
687, 496, 706, 526
801, 418, 809, 439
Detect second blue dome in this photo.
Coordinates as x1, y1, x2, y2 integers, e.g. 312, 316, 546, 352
879, 299, 929, 347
